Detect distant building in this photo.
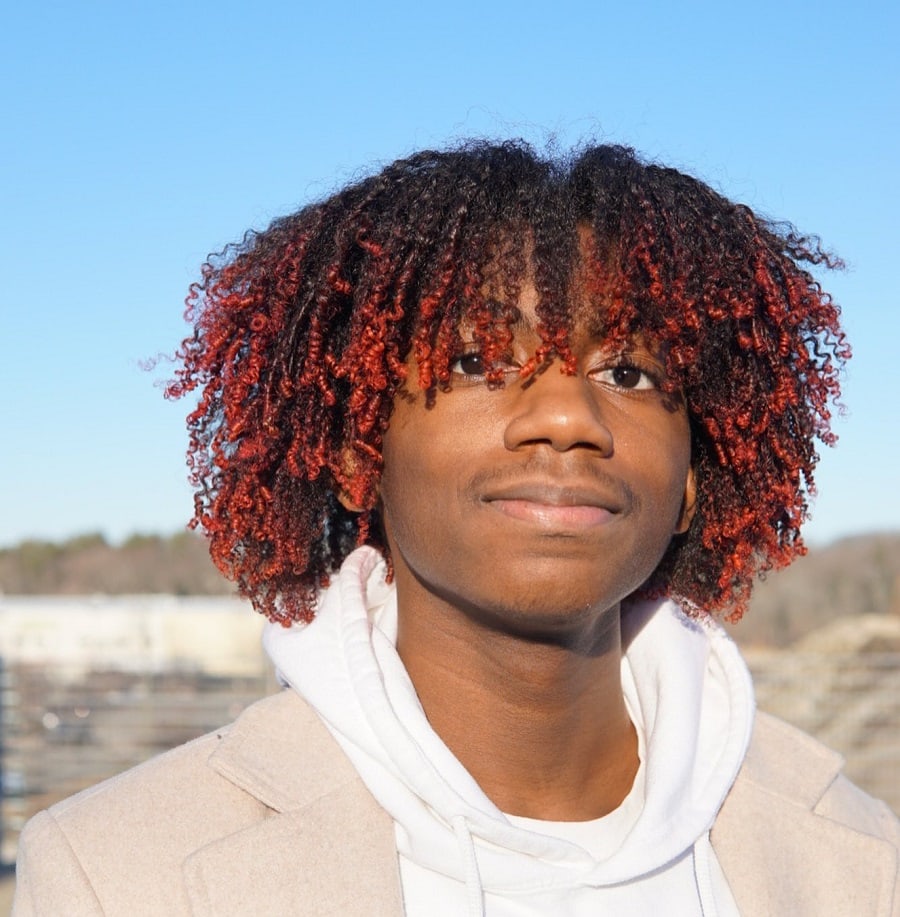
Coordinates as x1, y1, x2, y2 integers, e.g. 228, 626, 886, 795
0, 595, 265, 678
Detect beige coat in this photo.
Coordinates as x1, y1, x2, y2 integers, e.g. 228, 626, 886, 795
14, 689, 900, 916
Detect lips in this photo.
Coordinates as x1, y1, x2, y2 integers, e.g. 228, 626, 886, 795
480, 480, 624, 531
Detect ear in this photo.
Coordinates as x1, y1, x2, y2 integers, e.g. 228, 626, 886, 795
337, 487, 364, 513
335, 445, 365, 513
674, 465, 697, 535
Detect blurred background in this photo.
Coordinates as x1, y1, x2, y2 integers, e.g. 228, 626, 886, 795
1, 0, 898, 905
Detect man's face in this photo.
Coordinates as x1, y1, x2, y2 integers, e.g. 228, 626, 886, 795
378, 276, 695, 642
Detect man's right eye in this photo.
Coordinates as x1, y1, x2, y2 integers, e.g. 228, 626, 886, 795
450, 352, 487, 377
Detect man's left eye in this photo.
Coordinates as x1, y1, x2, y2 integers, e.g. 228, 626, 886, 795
595, 365, 658, 390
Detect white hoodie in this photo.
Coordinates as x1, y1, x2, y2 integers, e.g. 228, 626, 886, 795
264, 547, 755, 916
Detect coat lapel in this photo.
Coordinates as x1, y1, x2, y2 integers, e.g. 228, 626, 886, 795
177, 692, 898, 916
182, 690, 403, 917
712, 713, 899, 917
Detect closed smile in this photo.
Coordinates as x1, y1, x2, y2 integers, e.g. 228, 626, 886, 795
481, 482, 623, 532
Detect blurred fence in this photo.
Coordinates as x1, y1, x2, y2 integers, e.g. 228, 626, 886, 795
1, 632, 898, 869
0, 659, 273, 865
0, 594, 272, 867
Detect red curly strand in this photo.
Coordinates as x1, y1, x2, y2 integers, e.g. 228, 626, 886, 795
168, 141, 849, 624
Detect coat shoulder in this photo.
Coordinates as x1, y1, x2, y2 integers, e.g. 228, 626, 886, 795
14, 692, 296, 915
745, 710, 900, 842
712, 711, 900, 917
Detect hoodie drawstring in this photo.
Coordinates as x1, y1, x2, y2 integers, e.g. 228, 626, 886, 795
692, 832, 717, 916
452, 814, 485, 917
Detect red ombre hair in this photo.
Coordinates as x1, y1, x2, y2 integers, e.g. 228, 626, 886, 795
168, 142, 849, 624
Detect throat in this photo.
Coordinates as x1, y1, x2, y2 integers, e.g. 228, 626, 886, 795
398, 611, 640, 821
485, 709, 641, 821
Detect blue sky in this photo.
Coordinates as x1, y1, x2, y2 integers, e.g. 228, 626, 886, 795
2, 0, 897, 548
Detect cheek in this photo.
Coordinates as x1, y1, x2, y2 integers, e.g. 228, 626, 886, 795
379, 394, 474, 520
378, 400, 489, 590
626, 415, 692, 524
662, 443, 693, 532
379, 417, 448, 543
378, 438, 466, 598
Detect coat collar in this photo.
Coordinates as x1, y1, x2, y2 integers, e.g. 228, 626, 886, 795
182, 692, 897, 917
711, 712, 899, 917
183, 690, 403, 916
206, 688, 361, 813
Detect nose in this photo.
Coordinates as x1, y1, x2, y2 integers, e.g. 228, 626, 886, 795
503, 365, 614, 455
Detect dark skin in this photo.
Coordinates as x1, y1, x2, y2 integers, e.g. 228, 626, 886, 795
394, 580, 640, 820
373, 260, 696, 821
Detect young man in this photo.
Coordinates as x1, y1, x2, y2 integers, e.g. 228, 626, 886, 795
14, 142, 900, 915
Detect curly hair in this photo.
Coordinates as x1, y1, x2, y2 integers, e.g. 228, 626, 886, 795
167, 140, 849, 624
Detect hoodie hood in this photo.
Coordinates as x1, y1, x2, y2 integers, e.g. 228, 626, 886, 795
264, 546, 754, 896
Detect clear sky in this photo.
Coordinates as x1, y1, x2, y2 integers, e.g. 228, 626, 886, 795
2, 0, 897, 549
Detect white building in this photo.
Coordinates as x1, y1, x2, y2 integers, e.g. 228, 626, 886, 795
0, 594, 266, 678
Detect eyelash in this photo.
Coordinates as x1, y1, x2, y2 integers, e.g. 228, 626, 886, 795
449, 349, 517, 379
450, 348, 663, 391
591, 360, 662, 391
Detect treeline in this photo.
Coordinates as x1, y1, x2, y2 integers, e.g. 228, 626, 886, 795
1, 530, 898, 647
730, 532, 900, 646
0, 531, 232, 597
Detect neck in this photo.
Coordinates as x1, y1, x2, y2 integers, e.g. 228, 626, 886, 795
396, 588, 639, 821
